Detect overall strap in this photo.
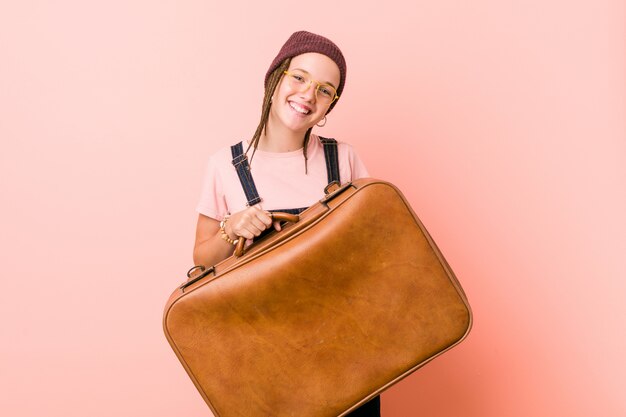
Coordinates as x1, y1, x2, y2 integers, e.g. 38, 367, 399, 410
230, 142, 262, 206
231, 137, 340, 208
318, 137, 340, 185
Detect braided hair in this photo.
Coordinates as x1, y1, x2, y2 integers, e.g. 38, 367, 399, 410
245, 58, 314, 173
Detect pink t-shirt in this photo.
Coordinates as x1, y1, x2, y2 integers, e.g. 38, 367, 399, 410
196, 134, 369, 220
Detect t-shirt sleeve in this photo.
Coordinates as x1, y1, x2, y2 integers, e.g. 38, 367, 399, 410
339, 142, 370, 182
196, 156, 229, 221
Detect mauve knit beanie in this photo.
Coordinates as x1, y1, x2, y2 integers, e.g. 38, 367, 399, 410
265, 31, 347, 112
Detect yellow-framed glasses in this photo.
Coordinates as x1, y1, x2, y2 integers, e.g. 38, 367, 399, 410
283, 70, 339, 104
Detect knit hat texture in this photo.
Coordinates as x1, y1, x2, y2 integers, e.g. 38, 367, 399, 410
265, 31, 346, 109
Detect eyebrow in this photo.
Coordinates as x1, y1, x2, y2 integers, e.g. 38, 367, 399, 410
291, 68, 338, 89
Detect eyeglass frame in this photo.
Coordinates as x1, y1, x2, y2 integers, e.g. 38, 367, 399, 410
282, 70, 340, 103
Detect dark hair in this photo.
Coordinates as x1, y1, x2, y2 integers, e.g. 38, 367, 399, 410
246, 58, 314, 173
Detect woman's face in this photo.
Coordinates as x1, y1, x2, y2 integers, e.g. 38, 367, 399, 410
269, 52, 341, 136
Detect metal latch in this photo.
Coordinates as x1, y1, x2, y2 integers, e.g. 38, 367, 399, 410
181, 265, 215, 290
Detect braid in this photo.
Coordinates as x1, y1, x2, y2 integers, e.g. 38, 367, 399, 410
303, 127, 312, 174
246, 57, 315, 174
246, 58, 292, 165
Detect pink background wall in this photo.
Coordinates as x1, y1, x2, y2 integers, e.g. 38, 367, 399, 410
1, 1, 624, 416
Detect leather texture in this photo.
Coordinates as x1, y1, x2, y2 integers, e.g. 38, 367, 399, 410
163, 178, 472, 417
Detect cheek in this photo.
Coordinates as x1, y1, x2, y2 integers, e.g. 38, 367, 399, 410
274, 79, 295, 100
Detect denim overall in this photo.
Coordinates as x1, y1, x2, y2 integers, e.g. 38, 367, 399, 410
230, 137, 340, 213
230, 138, 382, 417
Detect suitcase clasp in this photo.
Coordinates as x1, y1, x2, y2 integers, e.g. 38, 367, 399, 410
181, 265, 215, 290
324, 181, 341, 194
320, 181, 353, 205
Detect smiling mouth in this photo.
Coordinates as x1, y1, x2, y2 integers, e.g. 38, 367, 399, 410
289, 101, 312, 115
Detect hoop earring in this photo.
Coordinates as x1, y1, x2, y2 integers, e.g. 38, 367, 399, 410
316, 116, 327, 127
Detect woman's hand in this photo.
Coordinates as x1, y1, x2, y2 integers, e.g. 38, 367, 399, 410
193, 206, 283, 267
225, 205, 281, 241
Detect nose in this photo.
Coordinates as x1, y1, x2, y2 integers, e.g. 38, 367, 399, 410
299, 81, 317, 102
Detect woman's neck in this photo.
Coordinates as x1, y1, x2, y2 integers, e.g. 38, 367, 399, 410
258, 119, 307, 152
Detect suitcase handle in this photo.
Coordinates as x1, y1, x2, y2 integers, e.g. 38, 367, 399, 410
234, 212, 300, 257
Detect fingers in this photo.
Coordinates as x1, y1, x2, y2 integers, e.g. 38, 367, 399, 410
253, 205, 274, 228
228, 206, 273, 240
272, 220, 282, 232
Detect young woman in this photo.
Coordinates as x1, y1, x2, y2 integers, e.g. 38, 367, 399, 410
193, 31, 380, 417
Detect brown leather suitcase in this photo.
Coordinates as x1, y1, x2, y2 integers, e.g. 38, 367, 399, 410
163, 178, 472, 417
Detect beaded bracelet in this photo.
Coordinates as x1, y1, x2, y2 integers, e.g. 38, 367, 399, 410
219, 215, 239, 246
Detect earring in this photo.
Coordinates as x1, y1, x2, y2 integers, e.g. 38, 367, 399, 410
316, 116, 327, 127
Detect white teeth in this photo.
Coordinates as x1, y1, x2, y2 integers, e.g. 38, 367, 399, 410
289, 102, 310, 114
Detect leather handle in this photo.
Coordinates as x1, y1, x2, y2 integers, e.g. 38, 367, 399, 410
234, 212, 300, 257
